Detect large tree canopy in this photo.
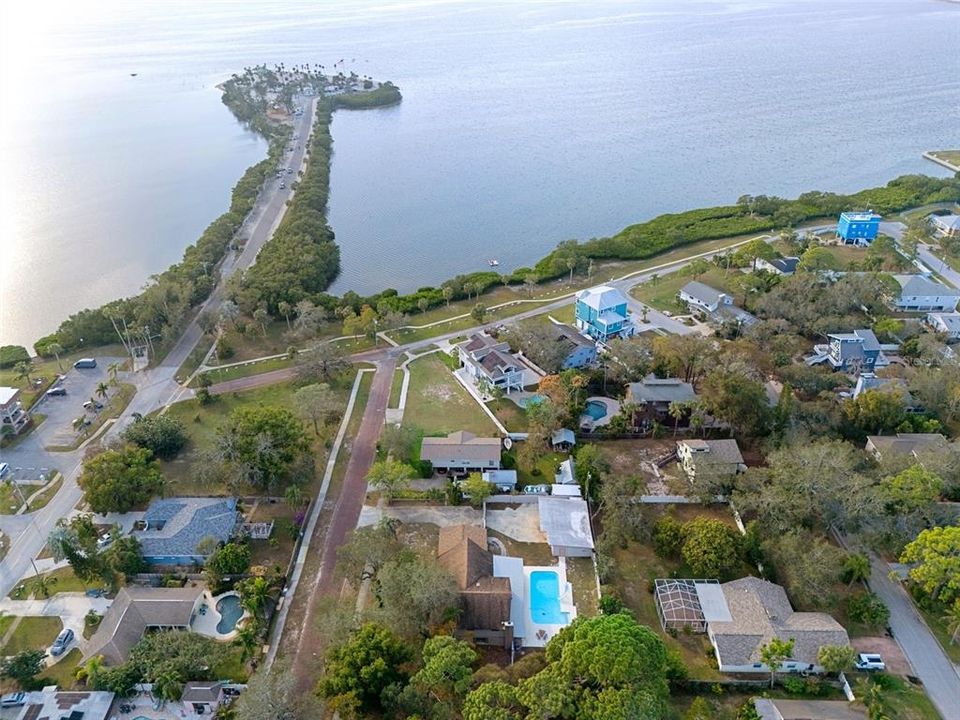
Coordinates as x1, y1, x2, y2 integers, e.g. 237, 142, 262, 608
216, 405, 310, 489
78, 446, 164, 513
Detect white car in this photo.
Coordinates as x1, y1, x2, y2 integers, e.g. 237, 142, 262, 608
855, 653, 885, 672
522, 484, 550, 495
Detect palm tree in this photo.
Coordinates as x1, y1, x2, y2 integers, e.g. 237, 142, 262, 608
233, 621, 261, 662
841, 553, 871, 587
239, 577, 272, 618
941, 600, 960, 645
284, 484, 304, 510
13, 361, 32, 385
152, 669, 183, 704
442, 286, 454, 307
107, 362, 120, 386
95, 382, 109, 401
668, 401, 686, 438
75, 654, 104, 685
47, 343, 65, 372
566, 257, 577, 283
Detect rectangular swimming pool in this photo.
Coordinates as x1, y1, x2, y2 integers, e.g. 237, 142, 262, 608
529, 570, 569, 624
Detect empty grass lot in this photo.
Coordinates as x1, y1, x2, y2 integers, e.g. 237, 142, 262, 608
402, 354, 497, 436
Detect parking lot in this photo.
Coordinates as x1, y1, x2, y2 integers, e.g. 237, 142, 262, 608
0, 358, 123, 480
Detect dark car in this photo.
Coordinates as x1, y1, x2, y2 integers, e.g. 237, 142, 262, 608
46, 386, 67, 396
50, 628, 74, 656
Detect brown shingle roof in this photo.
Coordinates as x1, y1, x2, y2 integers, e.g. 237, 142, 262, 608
438, 527, 493, 589
436, 525, 512, 631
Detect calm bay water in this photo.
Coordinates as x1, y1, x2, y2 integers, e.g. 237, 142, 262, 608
2, 0, 958, 348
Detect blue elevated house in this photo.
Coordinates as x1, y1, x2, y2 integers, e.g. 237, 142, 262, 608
574, 285, 633, 343
836, 211, 881, 245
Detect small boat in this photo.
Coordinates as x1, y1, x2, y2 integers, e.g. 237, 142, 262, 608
488, 258, 500, 267
130, 72, 138, 77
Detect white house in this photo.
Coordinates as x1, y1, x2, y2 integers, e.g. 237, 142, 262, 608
890, 274, 960, 313
678, 281, 734, 313
457, 333, 525, 394
0, 386, 29, 436
756, 256, 800, 276
926, 312, 960, 340
931, 213, 960, 239
538, 497, 594, 557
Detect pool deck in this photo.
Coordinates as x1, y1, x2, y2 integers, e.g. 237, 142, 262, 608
190, 590, 248, 641
579, 396, 620, 430
493, 555, 577, 648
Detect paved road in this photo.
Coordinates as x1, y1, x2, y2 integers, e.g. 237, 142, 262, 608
880, 220, 960, 290
291, 357, 396, 692
0, 99, 318, 599
868, 553, 960, 720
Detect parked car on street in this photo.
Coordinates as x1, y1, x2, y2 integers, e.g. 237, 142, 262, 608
46, 386, 67, 396
855, 653, 886, 672
50, 628, 75, 656
73, 358, 97, 369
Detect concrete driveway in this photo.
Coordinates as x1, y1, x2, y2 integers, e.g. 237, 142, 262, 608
851, 636, 912, 676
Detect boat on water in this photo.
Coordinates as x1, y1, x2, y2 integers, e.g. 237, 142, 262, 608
488, 259, 500, 267
130, 72, 138, 77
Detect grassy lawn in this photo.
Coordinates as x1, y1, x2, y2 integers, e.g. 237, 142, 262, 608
175, 333, 216, 382
632, 266, 740, 312
248, 500, 300, 574
567, 556, 599, 617
607, 538, 723, 681
867, 675, 942, 720
403, 354, 498, 436
162, 372, 356, 496
513, 451, 567, 488
915, 600, 960, 664
0, 483, 26, 514
9, 566, 92, 599
0, 616, 63, 655
24, 473, 63, 512
40, 647, 81, 689
47, 382, 136, 452
201, 355, 294, 386
389, 368, 404, 409
487, 398, 528, 432
211, 645, 250, 682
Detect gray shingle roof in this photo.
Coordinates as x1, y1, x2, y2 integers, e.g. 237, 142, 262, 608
627, 375, 697, 404
681, 281, 726, 306
710, 577, 848, 666
420, 431, 502, 464
85, 586, 202, 665
893, 274, 960, 298
135, 497, 238, 560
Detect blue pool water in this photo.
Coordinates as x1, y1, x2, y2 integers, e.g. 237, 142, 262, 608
584, 400, 608, 421
216, 594, 243, 634
529, 570, 568, 625
519, 394, 546, 409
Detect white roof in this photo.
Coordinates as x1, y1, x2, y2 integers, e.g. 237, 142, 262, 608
933, 214, 960, 230
538, 497, 594, 550
929, 312, 960, 331
695, 582, 733, 622
575, 285, 629, 311
0, 386, 19, 406
840, 211, 880, 221
492, 554, 526, 639
551, 484, 582, 497
483, 469, 518, 485
555, 458, 576, 484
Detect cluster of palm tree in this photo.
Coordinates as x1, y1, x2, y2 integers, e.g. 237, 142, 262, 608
232, 575, 276, 664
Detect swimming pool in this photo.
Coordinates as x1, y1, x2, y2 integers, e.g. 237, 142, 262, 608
216, 594, 244, 634
529, 570, 568, 624
519, 394, 546, 408
584, 400, 608, 420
